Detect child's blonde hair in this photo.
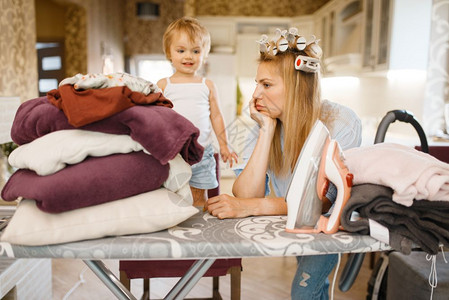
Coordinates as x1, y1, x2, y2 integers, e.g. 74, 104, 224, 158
163, 17, 211, 61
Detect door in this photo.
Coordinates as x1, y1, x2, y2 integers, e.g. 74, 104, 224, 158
37, 41, 65, 96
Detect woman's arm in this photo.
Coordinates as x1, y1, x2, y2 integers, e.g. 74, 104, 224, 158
232, 99, 277, 198
205, 194, 287, 219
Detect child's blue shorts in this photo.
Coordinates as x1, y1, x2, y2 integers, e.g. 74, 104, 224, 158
189, 144, 219, 190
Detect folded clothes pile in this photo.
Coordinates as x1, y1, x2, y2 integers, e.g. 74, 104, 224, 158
341, 143, 449, 255
0, 73, 204, 246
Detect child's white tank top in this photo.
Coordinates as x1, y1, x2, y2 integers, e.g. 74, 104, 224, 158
163, 77, 211, 146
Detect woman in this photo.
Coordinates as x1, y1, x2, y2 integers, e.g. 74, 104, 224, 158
205, 28, 362, 299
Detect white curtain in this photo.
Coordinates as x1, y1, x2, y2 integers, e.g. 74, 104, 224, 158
423, 0, 449, 136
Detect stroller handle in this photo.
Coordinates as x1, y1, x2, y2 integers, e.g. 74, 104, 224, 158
374, 110, 429, 153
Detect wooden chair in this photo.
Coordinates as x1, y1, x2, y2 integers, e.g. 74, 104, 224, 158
119, 154, 242, 300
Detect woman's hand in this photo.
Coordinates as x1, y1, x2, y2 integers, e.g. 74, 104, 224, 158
205, 194, 288, 219
249, 98, 277, 130
205, 194, 257, 219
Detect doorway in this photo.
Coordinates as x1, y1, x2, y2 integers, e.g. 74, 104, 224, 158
36, 41, 65, 96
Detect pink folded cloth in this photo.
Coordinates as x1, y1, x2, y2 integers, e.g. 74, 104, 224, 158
344, 143, 449, 206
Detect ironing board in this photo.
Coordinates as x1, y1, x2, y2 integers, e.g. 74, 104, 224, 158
0, 211, 390, 300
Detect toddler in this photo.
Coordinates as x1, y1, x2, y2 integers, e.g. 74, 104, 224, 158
158, 17, 237, 206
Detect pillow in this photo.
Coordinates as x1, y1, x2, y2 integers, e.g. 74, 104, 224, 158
2, 151, 169, 213
0, 188, 198, 246
8, 129, 146, 176
164, 155, 192, 192
11, 96, 203, 165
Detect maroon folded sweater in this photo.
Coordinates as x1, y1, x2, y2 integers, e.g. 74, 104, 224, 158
11, 96, 203, 165
1, 152, 169, 213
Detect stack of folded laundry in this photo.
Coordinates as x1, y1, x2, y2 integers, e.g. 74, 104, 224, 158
0, 73, 204, 246
341, 143, 449, 255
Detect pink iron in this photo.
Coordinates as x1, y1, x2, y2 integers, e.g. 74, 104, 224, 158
285, 120, 353, 234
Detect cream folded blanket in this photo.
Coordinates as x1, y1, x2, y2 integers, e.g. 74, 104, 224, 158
344, 143, 449, 206
8, 129, 192, 201
8, 129, 147, 176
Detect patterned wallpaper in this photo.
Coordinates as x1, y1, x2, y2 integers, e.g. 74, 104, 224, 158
423, 0, 449, 136
124, 0, 185, 56
64, 4, 87, 77
192, 0, 330, 17
0, 0, 38, 102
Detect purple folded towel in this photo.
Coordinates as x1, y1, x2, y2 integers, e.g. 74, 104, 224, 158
11, 96, 203, 165
1, 152, 169, 213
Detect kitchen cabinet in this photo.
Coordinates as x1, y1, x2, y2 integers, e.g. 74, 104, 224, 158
198, 16, 314, 78
204, 53, 237, 127
362, 0, 432, 72
235, 33, 260, 78
195, 17, 237, 53
314, 1, 338, 60
234, 17, 290, 78
362, 0, 391, 70
203, 52, 239, 178
316, 0, 431, 75
315, 0, 363, 75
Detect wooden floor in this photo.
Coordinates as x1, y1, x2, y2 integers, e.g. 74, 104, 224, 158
51, 177, 375, 299
52, 255, 374, 299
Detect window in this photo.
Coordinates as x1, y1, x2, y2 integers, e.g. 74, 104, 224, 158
36, 41, 64, 96
131, 55, 173, 84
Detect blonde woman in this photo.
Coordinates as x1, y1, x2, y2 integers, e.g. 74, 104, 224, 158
206, 29, 362, 299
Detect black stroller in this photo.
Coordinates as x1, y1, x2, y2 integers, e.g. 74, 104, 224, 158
338, 109, 429, 299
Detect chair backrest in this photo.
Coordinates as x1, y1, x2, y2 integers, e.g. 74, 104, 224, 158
415, 146, 449, 164
207, 153, 220, 198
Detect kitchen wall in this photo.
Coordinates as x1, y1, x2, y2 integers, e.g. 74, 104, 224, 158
63, 4, 87, 77
82, 0, 124, 74
237, 70, 428, 146
124, 0, 185, 56
321, 72, 427, 145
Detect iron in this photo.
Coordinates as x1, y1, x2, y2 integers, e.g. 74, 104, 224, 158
285, 120, 353, 234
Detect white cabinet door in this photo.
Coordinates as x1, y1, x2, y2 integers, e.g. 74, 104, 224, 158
362, 0, 432, 72
362, 0, 390, 70
236, 33, 260, 78
205, 53, 237, 128
204, 53, 238, 177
